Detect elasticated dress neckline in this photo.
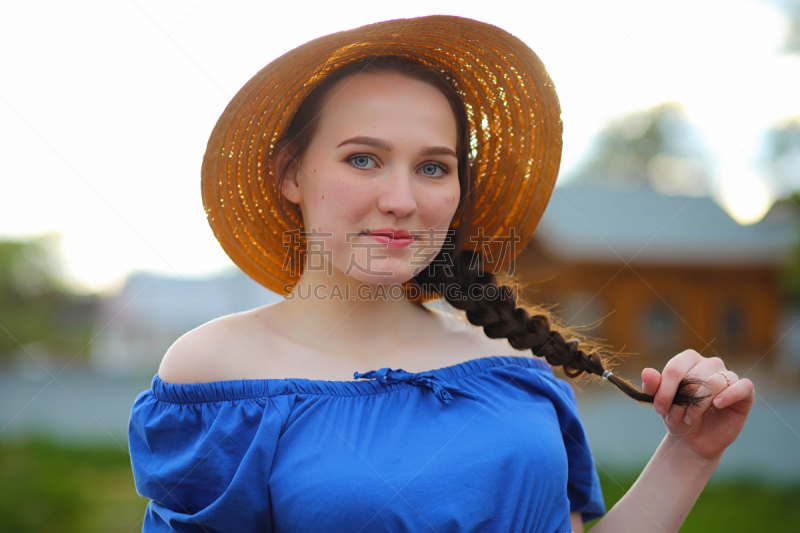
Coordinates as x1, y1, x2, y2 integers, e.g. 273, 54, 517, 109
130, 354, 605, 532
150, 354, 552, 404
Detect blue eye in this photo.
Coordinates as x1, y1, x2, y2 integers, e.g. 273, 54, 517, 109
349, 155, 376, 169
420, 163, 447, 177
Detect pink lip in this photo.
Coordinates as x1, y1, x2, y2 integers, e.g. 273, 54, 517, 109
361, 228, 416, 248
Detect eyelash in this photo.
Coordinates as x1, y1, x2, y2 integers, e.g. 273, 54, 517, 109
346, 154, 449, 178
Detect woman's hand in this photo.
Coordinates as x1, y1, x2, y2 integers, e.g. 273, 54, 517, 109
641, 349, 755, 462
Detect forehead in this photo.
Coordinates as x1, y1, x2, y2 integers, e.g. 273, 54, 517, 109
312, 71, 457, 145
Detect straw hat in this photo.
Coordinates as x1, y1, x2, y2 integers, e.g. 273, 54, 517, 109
201, 15, 562, 301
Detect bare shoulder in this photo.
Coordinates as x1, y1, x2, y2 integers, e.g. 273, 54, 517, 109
157, 314, 240, 384
157, 306, 275, 384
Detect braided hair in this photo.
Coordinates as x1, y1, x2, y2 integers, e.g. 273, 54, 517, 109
412, 235, 708, 406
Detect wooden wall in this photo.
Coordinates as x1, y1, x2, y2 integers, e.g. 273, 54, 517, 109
511, 239, 780, 375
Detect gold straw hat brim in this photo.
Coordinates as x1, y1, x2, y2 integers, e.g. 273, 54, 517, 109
202, 15, 562, 299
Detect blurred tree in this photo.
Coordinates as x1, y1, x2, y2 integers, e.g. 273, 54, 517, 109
0, 236, 98, 368
782, 1, 800, 55
779, 191, 800, 304
769, 0, 800, 302
772, 119, 800, 304
569, 102, 714, 195
763, 117, 800, 197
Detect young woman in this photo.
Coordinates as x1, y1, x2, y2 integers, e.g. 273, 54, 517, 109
128, 15, 754, 533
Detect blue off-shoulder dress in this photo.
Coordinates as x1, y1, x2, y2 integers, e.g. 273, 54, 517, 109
128, 355, 605, 532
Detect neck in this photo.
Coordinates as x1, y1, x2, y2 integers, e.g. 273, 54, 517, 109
276, 267, 432, 352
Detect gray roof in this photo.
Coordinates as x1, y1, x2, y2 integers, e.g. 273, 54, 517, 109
534, 184, 799, 266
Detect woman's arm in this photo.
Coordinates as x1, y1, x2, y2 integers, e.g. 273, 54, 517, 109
570, 512, 585, 532
588, 350, 754, 533
588, 434, 719, 532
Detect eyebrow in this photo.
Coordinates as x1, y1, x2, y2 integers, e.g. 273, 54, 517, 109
336, 136, 457, 158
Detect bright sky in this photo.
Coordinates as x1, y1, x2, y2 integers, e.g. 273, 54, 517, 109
1, 0, 798, 295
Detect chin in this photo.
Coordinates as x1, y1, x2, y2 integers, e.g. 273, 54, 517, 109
344, 268, 417, 291
351, 272, 414, 287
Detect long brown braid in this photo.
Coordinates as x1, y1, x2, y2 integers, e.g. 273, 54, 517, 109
412, 237, 709, 407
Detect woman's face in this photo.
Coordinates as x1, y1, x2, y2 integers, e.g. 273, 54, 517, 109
281, 71, 461, 287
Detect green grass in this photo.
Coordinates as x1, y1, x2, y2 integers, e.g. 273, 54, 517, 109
0, 437, 146, 533
0, 438, 797, 532
587, 470, 800, 531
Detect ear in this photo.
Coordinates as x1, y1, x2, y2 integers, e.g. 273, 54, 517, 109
273, 146, 303, 204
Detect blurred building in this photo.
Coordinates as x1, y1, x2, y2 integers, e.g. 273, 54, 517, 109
89, 269, 282, 376
515, 184, 800, 378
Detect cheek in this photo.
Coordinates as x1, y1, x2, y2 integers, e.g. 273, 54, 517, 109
423, 193, 460, 226
309, 177, 351, 212
308, 184, 372, 236
332, 184, 372, 216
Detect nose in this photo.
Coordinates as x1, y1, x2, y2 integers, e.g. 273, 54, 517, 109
376, 167, 417, 218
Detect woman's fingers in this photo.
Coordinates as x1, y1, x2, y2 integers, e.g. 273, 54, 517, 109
712, 377, 755, 411
709, 369, 736, 392
681, 368, 737, 425
648, 351, 753, 430
643, 366, 688, 426
641, 367, 662, 396
667, 401, 688, 427
653, 350, 701, 416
